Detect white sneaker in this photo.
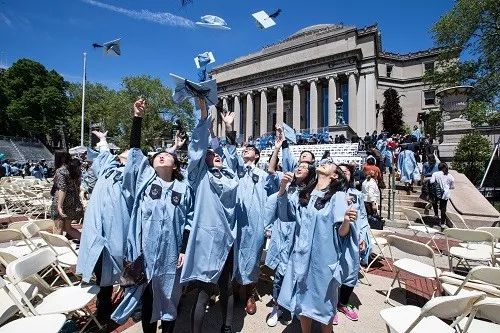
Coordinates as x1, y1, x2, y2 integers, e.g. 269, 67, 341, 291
266, 306, 282, 327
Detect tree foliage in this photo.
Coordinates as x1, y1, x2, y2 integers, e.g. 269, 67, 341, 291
425, 0, 500, 107
382, 88, 404, 135
0, 59, 69, 143
452, 131, 492, 185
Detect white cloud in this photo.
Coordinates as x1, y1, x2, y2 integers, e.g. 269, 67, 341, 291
82, 0, 195, 28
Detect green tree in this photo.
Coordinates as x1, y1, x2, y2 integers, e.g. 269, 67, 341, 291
1, 59, 69, 143
425, 0, 500, 107
452, 131, 491, 184
423, 110, 443, 138
382, 88, 404, 135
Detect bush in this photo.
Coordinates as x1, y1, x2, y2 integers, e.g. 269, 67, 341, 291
452, 132, 492, 184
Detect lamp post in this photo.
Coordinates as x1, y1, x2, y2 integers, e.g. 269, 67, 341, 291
335, 98, 344, 125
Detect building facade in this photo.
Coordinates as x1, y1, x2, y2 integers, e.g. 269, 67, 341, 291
210, 24, 445, 140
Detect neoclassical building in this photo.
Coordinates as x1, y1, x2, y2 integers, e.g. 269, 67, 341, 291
210, 24, 445, 140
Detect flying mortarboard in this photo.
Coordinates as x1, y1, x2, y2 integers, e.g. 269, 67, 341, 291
92, 38, 121, 56
252, 9, 281, 29
196, 15, 231, 30
194, 51, 215, 69
170, 73, 218, 108
282, 122, 297, 144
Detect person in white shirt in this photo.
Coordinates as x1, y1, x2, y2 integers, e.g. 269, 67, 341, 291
430, 162, 455, 228
362, 170, 380, 213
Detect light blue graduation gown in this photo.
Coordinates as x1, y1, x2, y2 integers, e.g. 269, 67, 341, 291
180, 115, 239, 284
339, 188, 372, 287
222, 146, 276, 285
277, 190, 348, 325
77, 149, 131, 287
397, 149, 417, 183
112, 149, 194, 324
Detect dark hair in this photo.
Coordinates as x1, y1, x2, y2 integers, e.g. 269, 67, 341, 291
339, 163, 355, 189
298, 166, 346, 207
54, 150, 71, 169
366, 156, 376, 165
68, 158, 81, 181
300, 150, 315, 162
438, 162, 449, 175
321, 150, 330, 160
151, 152, 184, 181
428, 154, 436, 163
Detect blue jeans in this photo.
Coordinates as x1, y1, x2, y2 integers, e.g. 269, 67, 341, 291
272, 271, 284, 301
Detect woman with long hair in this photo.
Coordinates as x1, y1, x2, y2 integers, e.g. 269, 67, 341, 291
265, 132, 317, 327
276, 157, 356, 333
334, 164, 372, 324
430, 162, 455, 229
111, 99, 193, 333
51, 150, 83, 240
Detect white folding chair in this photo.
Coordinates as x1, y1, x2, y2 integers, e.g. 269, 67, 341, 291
446, 211, 470, 229
458, 298, 500, 333
6, 248, 101, 333
385, 235, 442, 306
363, 229, 394, 286
477, 227, 500, 265
400, 207, 442, 254
6, 221, 29, 231
0, 313, 67, 333
38, 231, 79, 268
0, 276, 38, 326
443, 228, 494, 271
33, 218, 55, 232
440, 266, 500, 302
380, 291, 486, 333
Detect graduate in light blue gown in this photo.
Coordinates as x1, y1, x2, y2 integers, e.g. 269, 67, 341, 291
76, 130, 131, 323
276, 158, 357, 333
111, 99, 193, 333
333, 164, 373, 324
397, 144, 417, 193
180, 99, 239, 333
264, 130, 317, 327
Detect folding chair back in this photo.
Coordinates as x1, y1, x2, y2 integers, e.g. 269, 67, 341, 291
20, 222, 40, 240
421, 291, 485, 320
7, 221, 28, 231
446, 211, 470, 229
0, 229, 23, 244
444, 228, 493, 244
6, 248, 57, 284
0, 250, 19, 267
471, 298, 500, 324
33, 219, 55, 232
387, 234, 435, 258
466, 266, 500, 287
400, 207, 423, 226
477, 227, 500, 242
39, 231, 76, 252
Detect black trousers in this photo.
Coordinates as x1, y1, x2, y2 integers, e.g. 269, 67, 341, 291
94, 253, 114, 322
338, 284, 354, 306
141, 283, 176, 333
432, 197, 451, 226
191, 248, 234, 333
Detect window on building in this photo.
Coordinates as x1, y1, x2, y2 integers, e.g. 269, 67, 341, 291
424, 90, 436, 106
386, 64, 393, 77
424, 62, 435, 74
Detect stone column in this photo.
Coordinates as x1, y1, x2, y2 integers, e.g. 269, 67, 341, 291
245, 91, 254, 140
327, 74, 337, 127
308, 78, 318, 132
292, 82, 301, 131
259, 88, 268, 136
275, 85, 284, 126
365, 73, 376, 134
233, 94, 241, 135
221, 96, 228, 137
348, 71, 358, 132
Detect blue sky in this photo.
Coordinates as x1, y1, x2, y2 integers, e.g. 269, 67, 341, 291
0, 0, 454, 90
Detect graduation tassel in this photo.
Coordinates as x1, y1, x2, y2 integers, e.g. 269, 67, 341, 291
269, 9, 281, 19
92, 43, 103, 49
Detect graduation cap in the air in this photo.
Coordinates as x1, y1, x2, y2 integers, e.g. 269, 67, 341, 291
282, 122, 297, 144
196, 15, 231, 30
252, 9, 281, 29
170, 73, 218, 108
92, 38, 121, 56
194, 51, 215, 69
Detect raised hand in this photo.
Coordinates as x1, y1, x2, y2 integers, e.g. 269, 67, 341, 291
222, 111, 235, 128
278, 172, 294, 196
91, 130, 108, 141
174, 130, 187, 149
133, 98, 146, 117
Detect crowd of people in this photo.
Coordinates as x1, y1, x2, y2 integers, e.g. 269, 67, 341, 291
0, 159, 51, 179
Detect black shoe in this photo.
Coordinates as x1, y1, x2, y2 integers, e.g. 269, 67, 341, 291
221, 325, 233, 333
